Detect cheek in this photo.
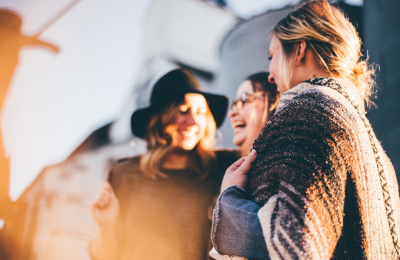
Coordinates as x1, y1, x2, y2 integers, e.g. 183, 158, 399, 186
173, 115, 183, 128
248, 106, 265, 128
197, 117, 208, 136
271, 59, 279, 76
236, 108, 257, 135
165, 124, 177, 140
239, 106, 251, 120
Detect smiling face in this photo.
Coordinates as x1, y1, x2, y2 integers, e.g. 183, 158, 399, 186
168, 93, 208, 151
229, 80, 268, 157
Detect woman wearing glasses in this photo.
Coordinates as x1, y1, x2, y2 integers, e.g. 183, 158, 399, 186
209, 72, 279, 260
229, 72, 279, 157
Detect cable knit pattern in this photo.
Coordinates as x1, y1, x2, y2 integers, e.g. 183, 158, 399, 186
249, 78, 400, 259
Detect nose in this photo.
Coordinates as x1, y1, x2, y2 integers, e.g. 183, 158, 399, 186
268, 74, 275, 84
228, 108, 238, 118
184, 111, 196, 126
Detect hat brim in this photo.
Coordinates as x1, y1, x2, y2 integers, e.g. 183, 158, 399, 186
131, 89, 228, 139
130, 106, 154, 139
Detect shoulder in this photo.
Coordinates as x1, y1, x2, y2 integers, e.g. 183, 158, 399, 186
254, 79, 364, 156
269, 80, 364, 137
115, 155, 141, 169
278, 78, 363, 115
113, 155, 141, 173
108, 155, 143, 184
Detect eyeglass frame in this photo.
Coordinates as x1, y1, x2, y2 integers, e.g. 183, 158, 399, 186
231, 92, 265, 111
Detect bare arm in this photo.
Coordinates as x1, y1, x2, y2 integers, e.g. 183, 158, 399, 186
89, 182, 120, 260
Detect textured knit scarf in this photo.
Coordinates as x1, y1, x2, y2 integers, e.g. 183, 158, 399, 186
248, 78, 400, 259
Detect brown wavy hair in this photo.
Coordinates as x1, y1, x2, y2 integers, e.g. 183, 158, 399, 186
272, 0, 376, 106
140, 99, 216, 180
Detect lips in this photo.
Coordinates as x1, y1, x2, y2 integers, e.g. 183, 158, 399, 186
232, 120, 246, 129
178, 130, 198, 139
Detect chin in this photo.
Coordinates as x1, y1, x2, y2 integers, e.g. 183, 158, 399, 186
178, 141, 199, 151
234, 137, 252, 156
232, 135, 245, 148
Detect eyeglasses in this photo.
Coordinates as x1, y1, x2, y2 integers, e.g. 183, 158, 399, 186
231, 92, 265, 111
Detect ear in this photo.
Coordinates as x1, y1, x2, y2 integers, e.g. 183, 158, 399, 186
295, 41, 307, 66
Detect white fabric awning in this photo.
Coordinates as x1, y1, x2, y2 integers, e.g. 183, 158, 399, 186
0, 0, 151, 200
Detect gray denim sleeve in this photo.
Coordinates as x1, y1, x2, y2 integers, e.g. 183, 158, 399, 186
211, 185, 270, 260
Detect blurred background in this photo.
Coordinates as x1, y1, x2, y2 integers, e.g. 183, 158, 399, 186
0, 0, 398, 259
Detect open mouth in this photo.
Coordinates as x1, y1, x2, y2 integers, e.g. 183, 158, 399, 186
232, 121, 246, 129
178, 131, 198, 138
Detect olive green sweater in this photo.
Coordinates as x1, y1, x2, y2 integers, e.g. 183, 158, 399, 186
108, 150, 237, 260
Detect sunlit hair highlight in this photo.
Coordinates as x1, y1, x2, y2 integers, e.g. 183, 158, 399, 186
272, 0, 376, 107
140, 99, 216, 180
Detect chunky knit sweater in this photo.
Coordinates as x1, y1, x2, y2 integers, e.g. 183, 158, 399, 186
248, 78, 400, 259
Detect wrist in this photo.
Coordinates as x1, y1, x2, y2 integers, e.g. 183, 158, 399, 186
221, 182, 246, 194
220, 184, 247, 195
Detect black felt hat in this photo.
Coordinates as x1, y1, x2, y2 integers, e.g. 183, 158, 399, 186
131, 69, 228, 139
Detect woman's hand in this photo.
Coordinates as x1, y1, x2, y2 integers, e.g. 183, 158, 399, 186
221, 149, 257, 192
90, 182, 120, 229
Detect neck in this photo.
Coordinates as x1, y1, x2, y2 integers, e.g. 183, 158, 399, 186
239, 143, 252, 157
292, 67, 332, 89
162, 150, 191, 169
307, 70, 333, 81
289, 46, 335, 90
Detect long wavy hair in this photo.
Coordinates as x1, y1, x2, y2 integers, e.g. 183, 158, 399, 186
272, 0, 376, 107
139, 97, 216, 180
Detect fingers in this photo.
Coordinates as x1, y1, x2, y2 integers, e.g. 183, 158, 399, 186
249, 149, 257, 157
91, 182, 114, 209
240, 149, 257, 170
226, 157, 246, 174
97, 192, 109, 209
230, 149, 257, 176
100, 182, 113, 191
220, 150, 257, 192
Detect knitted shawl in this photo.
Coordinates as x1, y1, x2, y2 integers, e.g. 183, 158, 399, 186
248, 78, 400, 260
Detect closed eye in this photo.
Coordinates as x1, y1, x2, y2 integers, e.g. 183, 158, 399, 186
179, 105, 189, 113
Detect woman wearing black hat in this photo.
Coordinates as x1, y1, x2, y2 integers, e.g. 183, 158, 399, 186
89, 69, 237, 260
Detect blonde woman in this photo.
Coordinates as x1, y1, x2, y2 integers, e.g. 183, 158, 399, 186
212, 1, 400, 259
89, 69, 237, 260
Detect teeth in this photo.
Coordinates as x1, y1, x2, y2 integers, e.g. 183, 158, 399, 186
179, 131, 197, 137
232, 121, 246, 128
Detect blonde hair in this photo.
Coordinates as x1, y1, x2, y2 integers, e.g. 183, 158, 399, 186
272, 0, 376, 106
140, 99, 216, 180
